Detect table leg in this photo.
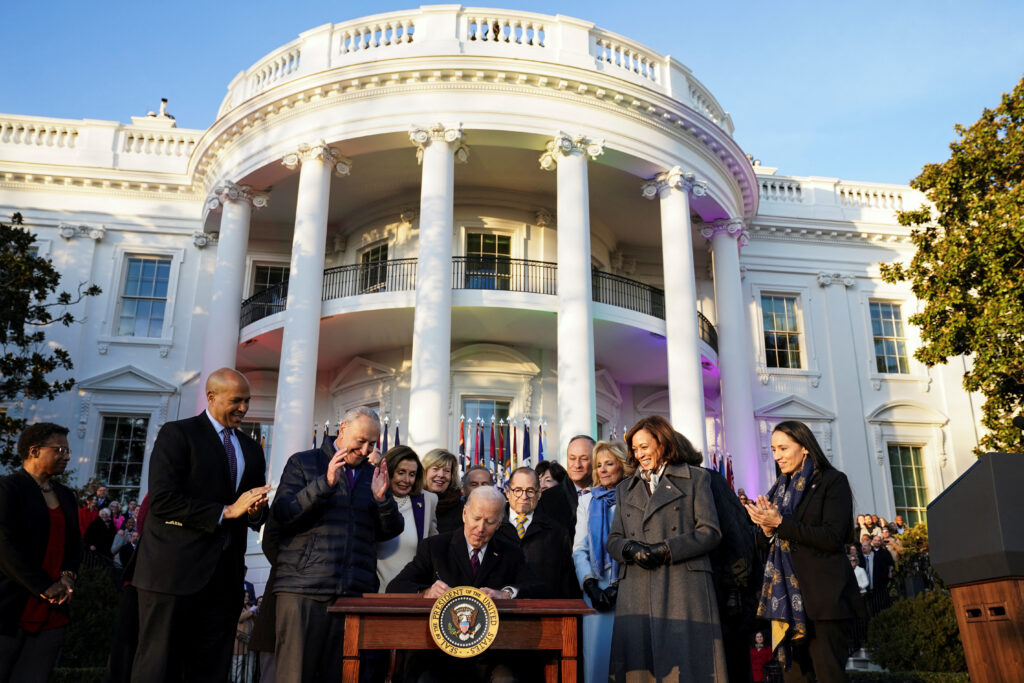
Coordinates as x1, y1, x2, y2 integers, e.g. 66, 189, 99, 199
342, 614, 361, 681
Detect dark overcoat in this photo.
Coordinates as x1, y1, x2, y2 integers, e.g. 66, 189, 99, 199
607, 462, 727, 683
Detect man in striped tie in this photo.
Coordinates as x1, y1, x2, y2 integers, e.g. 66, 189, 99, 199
498, 468, 578, 599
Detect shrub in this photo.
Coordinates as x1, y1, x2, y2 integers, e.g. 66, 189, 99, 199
894, 522, 944, 590
867, 591, 966, 673
60, 562, 119, 668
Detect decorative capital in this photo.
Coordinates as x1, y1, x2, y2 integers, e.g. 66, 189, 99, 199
641, 166, 708, 200
282, 141, 352, 177
58, 223, 105, 241
539, 132, 605, 171
399, 210, 418, 226
816, 272, 857, 288
205, 180, 269, 213
409, 124, 469, 165
535, 208, 553, 227
193, 231, 218, 249
700, 218, 749, 246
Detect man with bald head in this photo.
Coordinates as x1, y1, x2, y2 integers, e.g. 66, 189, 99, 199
132, 368, 271, 683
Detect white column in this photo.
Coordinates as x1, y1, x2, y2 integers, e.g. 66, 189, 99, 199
540, 132, 604, 456
641, 168, 708, 454
407, 124, 469, 455
269, 142, 351, 487
702, 218, 759, 494
199, 181, 268, 396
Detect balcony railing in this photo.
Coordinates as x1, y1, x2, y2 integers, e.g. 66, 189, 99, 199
322, 258, 417, 299
239, 258, 718, 352
451, 256, 557, 294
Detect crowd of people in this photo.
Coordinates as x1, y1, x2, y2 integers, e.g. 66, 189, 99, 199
1, 365, 910, 683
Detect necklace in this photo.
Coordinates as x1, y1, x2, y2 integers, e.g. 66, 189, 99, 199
34, 477, 53, 493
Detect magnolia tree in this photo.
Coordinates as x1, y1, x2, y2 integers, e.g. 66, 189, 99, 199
0, 213, 100, 470
881, 77, 1024, 454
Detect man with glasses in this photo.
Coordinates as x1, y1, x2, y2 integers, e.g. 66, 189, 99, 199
498, 467, 579, 598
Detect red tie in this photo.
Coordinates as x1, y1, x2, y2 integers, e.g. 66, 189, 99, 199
470, 548, 481, 576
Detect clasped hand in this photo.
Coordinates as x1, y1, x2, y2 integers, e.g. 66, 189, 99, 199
743, 494, 782, 536
40, 575, 75, 605
225, 485, 272, 520
621, 541, 671, 570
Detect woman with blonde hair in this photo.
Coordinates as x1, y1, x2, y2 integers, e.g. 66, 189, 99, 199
420, 448, 462, 533
573, 440, 632, 683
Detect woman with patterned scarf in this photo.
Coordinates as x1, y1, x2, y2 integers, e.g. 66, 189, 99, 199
744, 420, 861, 682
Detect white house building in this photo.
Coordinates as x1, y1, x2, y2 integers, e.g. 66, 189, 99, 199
1, 6, 982, 585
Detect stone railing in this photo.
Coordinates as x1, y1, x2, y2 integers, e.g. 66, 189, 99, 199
215, 6, 733, 134
837, 183, 905, 211
120, 129, 199, 157
759, 177, 803, 203
0, 118, 78, 148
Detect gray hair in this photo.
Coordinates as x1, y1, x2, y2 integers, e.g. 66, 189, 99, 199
341, 406, 380, 429
466, 485, 505, 509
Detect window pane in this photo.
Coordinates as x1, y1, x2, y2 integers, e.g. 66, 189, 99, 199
95, 415, 149, 503
889, 444, 927, 526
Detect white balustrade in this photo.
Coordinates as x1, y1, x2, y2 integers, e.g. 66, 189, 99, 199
464, 14, 546, 46
592, 31, 659, 82
759, 178, 803, 203
0, 120, 78, 148
247, 47, 302, 96
837, 185, 904, 210
337, 18, 415, 54
121, 130, 199, 157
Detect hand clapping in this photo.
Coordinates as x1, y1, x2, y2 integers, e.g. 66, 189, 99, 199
744, 494, 783, 536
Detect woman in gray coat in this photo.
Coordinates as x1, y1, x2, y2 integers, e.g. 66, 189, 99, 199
607, 415, 727, 682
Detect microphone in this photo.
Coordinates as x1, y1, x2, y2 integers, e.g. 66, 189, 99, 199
1013, 415, 1024, 431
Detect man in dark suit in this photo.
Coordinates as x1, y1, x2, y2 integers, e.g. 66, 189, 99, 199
389, 485, 541, 682
131, 368, 271, 683
496, 467, 578, 598
865, 535, 895, 616
388, 485, 540, 599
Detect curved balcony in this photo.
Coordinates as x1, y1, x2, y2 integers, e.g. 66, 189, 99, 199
239, 258, 718, 351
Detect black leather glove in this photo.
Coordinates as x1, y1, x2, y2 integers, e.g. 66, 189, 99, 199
602, 583, 618, 609
620, 540, 650, 564
583, 578, 613, 612
635, 541, 671, 570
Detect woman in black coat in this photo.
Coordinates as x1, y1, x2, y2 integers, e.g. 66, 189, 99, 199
744, 420, 861, 683
0, 423, 81, 682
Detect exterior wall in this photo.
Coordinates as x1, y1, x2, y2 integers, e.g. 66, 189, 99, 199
0, 6, 986, 591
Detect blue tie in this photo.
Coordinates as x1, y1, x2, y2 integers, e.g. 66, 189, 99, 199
222, 428, 238, 492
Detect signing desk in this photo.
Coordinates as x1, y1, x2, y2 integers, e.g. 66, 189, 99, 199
329, 595, 592, 682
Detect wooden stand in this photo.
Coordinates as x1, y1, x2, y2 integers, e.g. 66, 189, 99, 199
948, 577, 1024, 683
329, 595, 591, 682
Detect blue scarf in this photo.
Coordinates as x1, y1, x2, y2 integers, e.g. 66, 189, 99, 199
757, 456, 815, 667
587, 486, 618, 581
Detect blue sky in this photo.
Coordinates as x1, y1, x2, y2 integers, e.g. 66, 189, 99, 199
4, 1, 1021, 184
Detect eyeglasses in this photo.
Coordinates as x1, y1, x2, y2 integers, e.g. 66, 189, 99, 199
509, 487, 538, 498
38, 444, 71, 456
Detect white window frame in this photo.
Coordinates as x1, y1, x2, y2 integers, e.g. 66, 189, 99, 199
99, 245, 185, 349
749, 282, 821, 385
857, 290, 929, 390
358, 240, 390, 293
246, 260, 291, 298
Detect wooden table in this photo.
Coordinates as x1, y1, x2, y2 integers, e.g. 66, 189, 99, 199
329, 595, 592, 682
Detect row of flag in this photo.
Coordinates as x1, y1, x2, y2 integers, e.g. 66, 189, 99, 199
312, 419, 402, 451
708, 450, 735, 492
306, 417, 735, 495
458, 416, 548, 486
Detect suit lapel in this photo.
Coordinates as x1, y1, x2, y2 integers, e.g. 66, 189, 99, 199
623, 476, 649, 514
476, 541, 503, 586
643, 464, 689, 522
448, 531, 476, 585
521, 514, 548, 542
793, 471, 822, 522
196, 412, 234, 495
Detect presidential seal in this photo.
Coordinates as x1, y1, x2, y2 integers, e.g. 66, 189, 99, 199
429, 586, 500, 658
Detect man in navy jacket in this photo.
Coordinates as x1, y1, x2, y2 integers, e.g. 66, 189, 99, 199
269, 406, 402, 683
